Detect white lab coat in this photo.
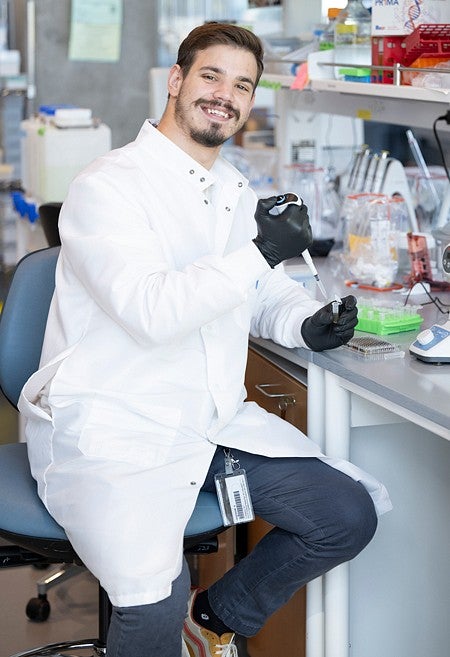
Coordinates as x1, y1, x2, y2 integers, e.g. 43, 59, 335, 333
19, 121, 391, 607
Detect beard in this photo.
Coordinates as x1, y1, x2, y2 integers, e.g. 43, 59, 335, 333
189, 123, 228, 148
174, 96, 241, 148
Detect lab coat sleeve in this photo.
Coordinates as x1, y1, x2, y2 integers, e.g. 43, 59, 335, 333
250, 267, 323, 348
59, 171, 269, 345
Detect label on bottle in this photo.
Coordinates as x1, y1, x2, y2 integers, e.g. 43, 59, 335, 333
335, 24, 357, 34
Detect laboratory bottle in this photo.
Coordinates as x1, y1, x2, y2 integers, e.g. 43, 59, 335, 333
319, 7, 341, 51
333, 0, 372, 80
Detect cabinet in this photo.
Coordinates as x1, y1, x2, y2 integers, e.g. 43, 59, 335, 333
244, 346, 308, 657
195, 527, 236, 589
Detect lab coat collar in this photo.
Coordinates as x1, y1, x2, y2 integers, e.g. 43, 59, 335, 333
136, 120, 248, 196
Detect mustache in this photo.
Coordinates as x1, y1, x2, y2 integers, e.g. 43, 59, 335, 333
195, 98, 240, 121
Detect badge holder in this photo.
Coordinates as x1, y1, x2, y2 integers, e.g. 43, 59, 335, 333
214, 449, 255, 527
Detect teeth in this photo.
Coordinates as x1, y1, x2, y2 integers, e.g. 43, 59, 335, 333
207, 108, 229, 118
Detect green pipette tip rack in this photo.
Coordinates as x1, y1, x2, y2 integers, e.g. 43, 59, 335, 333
355, 302, 424, 335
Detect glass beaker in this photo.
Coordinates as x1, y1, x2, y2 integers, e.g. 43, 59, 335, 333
406, 167, 450, 232
283, 164, 322, 235
343, 194, 399, 287
341, 192, 385, 254
389, 195, 411, 276
282, 164, 341, 241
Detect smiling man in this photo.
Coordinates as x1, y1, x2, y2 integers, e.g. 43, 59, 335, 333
158, 28, 259, 161
20, 22, 389, 657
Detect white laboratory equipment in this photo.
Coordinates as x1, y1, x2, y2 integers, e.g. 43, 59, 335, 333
17, 105, 111, 260
410, 246, 450, 363
20, 106, 111, 205
409, 319, 450, 363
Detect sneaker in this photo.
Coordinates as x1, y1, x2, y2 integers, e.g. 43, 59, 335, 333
183, 588, 238, 657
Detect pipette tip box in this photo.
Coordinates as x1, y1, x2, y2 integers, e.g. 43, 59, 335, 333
355, 302, 423, 335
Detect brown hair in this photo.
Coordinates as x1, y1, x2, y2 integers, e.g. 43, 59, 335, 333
176, 22, 265, 91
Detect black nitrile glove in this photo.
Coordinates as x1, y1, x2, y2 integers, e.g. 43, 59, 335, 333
253, 196, 313, 268
301, 295, 358, 351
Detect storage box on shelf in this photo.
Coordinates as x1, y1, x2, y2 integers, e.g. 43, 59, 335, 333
371, 35, 406, 84
402, 23, 450, 67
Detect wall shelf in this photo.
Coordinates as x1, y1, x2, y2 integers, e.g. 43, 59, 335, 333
259, 74, 450, 130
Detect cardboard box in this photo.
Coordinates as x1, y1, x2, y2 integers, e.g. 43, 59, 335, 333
372, 0, 450, 36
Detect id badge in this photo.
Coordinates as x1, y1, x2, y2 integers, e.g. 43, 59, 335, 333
214, 450, 255, 526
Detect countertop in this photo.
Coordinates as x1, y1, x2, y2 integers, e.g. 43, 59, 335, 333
250, 254, 450, 436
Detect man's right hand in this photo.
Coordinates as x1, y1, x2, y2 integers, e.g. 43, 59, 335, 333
252, 196, 313, 268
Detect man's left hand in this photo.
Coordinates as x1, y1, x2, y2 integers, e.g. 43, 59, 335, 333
301, 295, 358, 351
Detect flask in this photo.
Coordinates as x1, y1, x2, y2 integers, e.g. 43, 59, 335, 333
319, 7, 341, 51
333, 0, 372, 80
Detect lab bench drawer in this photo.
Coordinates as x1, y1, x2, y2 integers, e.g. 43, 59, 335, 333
245, 347, 307, 433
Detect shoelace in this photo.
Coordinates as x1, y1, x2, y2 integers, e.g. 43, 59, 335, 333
214, 640, 238, 657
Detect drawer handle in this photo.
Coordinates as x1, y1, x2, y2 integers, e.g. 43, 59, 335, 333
255, 383, 296, 400
255, 384, 296, 418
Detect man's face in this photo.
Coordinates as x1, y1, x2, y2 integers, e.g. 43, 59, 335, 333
172, 44, 257, 148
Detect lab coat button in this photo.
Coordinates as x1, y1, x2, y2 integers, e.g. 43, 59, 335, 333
190, 481, 197, 486
238, 182, 243, 187
225, 206, 231, 212
189, 169, 195, 175
204, 199, 209, 205
200, 177, 205, 182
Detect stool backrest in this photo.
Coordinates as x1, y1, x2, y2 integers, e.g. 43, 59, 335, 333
0, 247, 60, 408
39, 202, 62, 247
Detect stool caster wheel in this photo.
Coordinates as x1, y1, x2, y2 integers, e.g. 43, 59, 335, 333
26, 594, 51, 622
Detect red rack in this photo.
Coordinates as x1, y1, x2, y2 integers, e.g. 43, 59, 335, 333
402, 23, 450, 67
372, 36, 406, 83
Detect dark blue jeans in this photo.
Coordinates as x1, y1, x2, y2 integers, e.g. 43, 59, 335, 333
107, 448, 377, 655
203, 448, 377, 637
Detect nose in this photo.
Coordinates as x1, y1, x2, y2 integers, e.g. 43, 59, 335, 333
212, 79, 234, 102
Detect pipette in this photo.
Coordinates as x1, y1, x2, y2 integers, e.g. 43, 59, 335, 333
271, 194, 328, 299
301, 248, 328, 299
406, 129, 440, 208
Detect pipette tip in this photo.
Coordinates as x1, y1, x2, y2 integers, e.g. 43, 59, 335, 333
316, 277, 328, 300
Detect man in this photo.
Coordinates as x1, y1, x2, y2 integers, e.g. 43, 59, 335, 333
20, 22, 390, 657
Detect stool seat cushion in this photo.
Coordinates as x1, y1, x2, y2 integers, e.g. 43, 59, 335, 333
0, 443, 67, 540
0, 443, 223, 543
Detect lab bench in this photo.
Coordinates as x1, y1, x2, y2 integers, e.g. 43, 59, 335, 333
247, 258, 450, 657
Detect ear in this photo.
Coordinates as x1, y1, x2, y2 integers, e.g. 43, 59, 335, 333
167, 64, 183, 98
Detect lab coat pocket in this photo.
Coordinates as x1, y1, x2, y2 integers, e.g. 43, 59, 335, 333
19, 363, 61, 421
78, 400, 181, 468
18, 344, 79, 421
19, 366, 58, 492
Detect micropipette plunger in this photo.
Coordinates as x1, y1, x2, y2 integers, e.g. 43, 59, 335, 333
271, 194, 328, 299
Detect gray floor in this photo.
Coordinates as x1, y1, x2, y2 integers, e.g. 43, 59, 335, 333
0, 559, 249, 657
0, 562, 98, 656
